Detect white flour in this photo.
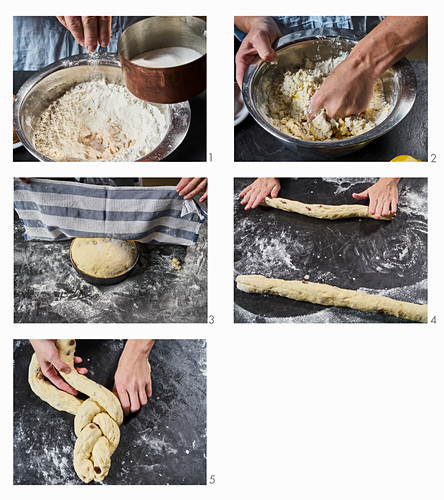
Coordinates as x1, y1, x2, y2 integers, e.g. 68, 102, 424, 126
131, 47, 201, 68
33, 79, 168, 161
265, 55, 391, 141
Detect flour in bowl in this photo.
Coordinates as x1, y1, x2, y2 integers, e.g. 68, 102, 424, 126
33, 79, 168, 161
265, 54, 391, 141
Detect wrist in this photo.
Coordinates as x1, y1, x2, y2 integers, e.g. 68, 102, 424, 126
378, 177, 401, 187
121, 340, 155, 360
236, 16, 274, 33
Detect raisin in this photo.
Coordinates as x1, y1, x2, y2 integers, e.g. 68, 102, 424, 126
94, 466, 101, 474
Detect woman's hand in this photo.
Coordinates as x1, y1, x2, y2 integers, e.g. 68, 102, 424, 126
239, 177, 281, 210
235, 17, 282, 88
113, 340, 155, 416
176, 178, 208, 204
29, 339, 87, 396
352, 178, 401, 218
57, 16, 112, 51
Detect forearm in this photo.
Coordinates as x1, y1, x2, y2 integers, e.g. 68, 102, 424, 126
348, 16, 427, 79
234, 16, 275, 33
121, 340, 155, 360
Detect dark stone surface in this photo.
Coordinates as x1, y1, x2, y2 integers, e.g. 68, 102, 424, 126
234, 60, 428, 162
13, 71, 206, 162
14, 212, 207, 323
13, 339, 207, 485
234, 177, 428, 322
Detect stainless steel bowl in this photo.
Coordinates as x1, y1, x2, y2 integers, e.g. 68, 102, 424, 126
13, 53, 191, 162
242, 29, 417, 159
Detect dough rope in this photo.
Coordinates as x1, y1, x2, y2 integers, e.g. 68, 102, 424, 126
28, 339, 124, 483
236, 274, 427, 323
260, 197, 394, 221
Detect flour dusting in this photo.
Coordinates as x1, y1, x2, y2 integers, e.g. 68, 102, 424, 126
33, 79, 168, 161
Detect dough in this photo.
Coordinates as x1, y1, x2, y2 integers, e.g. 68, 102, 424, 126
28, 340, 124, 483
264, 55, 391, 141
71, 238, 138, 278
131, 47, 201, 68
261, 197, 394, 220
33, 79, 167, 161
236, 274, 427, 323
171, 258, 182, 270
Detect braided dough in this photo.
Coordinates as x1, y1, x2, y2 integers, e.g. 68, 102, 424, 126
28, 340, 124, 483
261, 197, 394, 221
236, 275, 427, 323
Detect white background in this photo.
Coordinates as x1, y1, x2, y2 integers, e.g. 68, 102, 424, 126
4, 1, 443, 498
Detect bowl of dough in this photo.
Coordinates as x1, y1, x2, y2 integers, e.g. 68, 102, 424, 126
70, 237, 139, 285
13, 53, 191, 162
242, 28, 417, 159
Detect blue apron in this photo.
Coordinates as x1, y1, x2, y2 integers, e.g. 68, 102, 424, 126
13, 16, 147, 70
234, 16, 384, 41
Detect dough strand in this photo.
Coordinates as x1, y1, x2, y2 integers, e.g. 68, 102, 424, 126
236, 274, 427, 323
260, 196, 394, 220
28, 339, 123, 483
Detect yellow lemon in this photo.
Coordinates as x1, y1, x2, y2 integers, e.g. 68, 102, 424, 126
390, 155, 421, 162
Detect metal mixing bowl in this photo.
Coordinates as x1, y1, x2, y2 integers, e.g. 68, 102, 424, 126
13, 53, 191, 162
118, 16, 206, 103
242, 29, 417, 159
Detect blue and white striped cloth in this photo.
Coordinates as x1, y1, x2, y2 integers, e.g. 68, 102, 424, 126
14, 178, 206, 246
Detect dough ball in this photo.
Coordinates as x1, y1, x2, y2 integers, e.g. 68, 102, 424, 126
71, 237, 138, 278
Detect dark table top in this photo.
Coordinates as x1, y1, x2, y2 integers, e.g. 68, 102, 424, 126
14, 212, 207, 323
13, 339, 207, 485
234, 60, 428, 162
234, 177, 428, 323
13, 70, 206, 162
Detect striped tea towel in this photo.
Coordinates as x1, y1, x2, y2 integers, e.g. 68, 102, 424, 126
14, 178, 207, 245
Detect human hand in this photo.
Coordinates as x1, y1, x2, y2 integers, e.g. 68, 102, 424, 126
29, 339, 87, 396
352, 178, 401, 219
307, 57, 377, 120
176, 178, 208, 204
239, 177, 281, 210
56, 16, 112, 52
113, 340, 154, 416
235, 17, 282, 88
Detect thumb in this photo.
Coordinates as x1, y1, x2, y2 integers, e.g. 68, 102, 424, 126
255, 33, 278, 64
352, 190, 369, 200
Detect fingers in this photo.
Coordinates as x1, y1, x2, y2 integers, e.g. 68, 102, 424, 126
114, 383, 150, 417
239, 185, 252, 198
177, 178, 208, 200
242, 187, 268, 210
240, 178, 280, 210
81, 16, 99, 52
235, 58, 249, 89
63, 16, 86, 46
97, 16, 112, 47
270, 184, 280, 198
42, 364, 78, 396
114, 385, 131, 417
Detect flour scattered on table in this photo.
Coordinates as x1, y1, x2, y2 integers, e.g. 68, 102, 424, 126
265, 55, 391, 141
33, 79, 168, 161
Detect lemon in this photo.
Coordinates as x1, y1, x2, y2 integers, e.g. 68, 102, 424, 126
390, 155, 421, 162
